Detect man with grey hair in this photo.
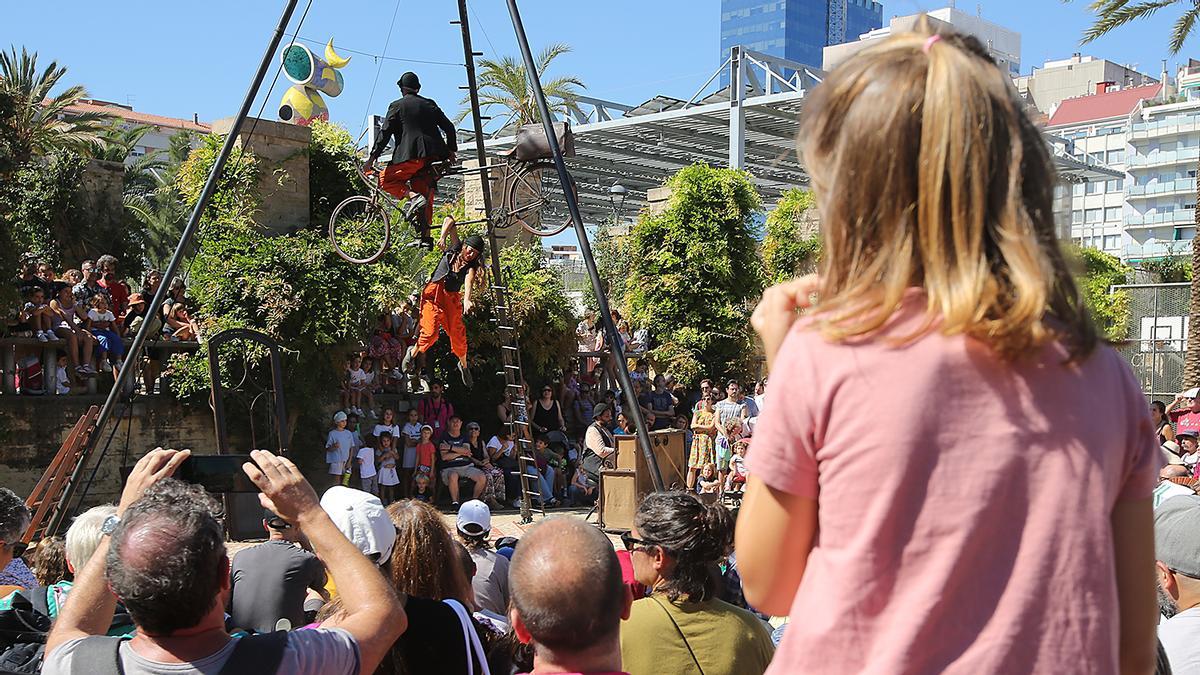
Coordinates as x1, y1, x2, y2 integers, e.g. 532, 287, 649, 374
509, 516, 632, 674
0, 488, 32, 593
1156, 494, 1200, 671
43, 448, 406, 674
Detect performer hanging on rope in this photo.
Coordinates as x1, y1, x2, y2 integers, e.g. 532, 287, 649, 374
366, 71, 457, 250
403, 216, 484, 389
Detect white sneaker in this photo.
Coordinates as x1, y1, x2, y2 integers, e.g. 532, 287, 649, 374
45, 331, 60, 342
36, 331, 48, 342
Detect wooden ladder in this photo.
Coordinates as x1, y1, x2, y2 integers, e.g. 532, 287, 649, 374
22, 405, 100, 542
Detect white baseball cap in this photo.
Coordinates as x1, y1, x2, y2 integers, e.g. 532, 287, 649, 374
1184, 388, 1200, 399
456, 499, 491, 536
320, 486, 396, 565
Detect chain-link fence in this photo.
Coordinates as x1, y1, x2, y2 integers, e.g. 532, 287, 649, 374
1111, 282, 1189, 399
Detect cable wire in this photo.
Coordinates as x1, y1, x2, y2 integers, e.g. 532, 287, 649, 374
359, 0, 405, 139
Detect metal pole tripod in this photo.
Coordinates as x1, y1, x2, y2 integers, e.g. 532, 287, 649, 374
503, 0, 665, 492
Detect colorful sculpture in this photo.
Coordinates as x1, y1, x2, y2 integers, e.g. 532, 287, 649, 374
278, 39, 351, 125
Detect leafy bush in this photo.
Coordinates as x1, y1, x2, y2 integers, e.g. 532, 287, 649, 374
762, 188, 821, 283
308, 119, 360, 227
626, 165, 764, 386
1071, 245, 1132, 340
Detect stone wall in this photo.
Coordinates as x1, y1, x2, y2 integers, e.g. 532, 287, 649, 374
0, 396, 216, 507
210, 117, 311, 234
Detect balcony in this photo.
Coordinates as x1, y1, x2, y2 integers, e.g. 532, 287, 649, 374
1130, 118, 1200, 140
1126, 148, 1200, 169
1124, 240, 1194, 260
1127, 178, 1197, 200
1125, 210, 1197, 228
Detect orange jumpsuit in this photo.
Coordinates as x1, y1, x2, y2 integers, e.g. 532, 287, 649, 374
414, 245, 478, 360
379, 158, 435, 226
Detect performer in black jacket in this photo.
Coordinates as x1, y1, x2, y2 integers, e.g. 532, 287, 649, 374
367, 71, 457, 249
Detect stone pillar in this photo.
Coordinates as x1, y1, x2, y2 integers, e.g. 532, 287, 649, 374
647, 186, 673, 216
210, 117, 311, 234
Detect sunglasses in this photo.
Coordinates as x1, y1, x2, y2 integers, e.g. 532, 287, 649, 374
3, 541, 28, 558
620, 532, 656, 553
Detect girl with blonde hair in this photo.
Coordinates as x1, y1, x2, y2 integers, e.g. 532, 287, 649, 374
737, 25, 1159, 674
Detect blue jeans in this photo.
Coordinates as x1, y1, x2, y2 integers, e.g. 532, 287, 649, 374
523, 465, 549, 502
539, 465, 556, 502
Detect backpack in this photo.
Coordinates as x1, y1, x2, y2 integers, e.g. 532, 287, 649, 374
0, 590, 51, 675
71, 630, 289, 675
14, 356, 44, 396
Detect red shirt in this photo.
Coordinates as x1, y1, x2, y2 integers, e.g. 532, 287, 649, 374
99, 278, 130, 319
415, 441, 436, 470
1170, 408, 1200, 437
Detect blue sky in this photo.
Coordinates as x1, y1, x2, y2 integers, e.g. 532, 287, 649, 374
3, 1, 1195, 139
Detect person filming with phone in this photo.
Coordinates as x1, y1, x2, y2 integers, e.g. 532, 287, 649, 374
42, 448, 406, 675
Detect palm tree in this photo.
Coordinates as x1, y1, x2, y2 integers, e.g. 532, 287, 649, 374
123, 131, 194, 267
1078, 0, 1200, 387
458, 42, 585, 128
0, 46, 109, 170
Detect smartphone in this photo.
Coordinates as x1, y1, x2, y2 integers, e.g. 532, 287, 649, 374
176, 454, 259, 493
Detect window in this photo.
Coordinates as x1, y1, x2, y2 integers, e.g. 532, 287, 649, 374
1107, 149, 1125, 164
1104, 235, 1120, 250
1105, 207, 1122, 222
1072, 210, 1083, 224
1054, 185, 1064, 199
1085, 208, 1102, 223
1072, 183, 1085, 197
1106, 179, 1122, 193
1190, 170, 1198, 179
1089, 151, 1105, 164
1086, 181, 1102, 195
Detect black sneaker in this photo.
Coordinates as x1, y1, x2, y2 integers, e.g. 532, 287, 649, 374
452, 501, 460, 510
458, 361, 473, 389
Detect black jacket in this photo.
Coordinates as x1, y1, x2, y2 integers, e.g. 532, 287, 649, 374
370, 92, 458, 164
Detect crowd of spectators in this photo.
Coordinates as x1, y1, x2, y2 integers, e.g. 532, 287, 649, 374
0, 447, 776, 675
5, 252, 197, 396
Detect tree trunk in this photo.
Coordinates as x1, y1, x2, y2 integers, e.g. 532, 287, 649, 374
1186, 174, 1200, 389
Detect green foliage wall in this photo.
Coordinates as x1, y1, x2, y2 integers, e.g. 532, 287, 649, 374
762, 188, 821, 283
626, 164, 764, 386
1072, 245, 1132, 340
308, 119, 360, 227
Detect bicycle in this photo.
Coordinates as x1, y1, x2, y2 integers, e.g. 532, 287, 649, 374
329, 124, 579, 265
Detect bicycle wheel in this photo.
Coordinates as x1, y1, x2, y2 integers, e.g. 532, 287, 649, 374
506, 161, 577, 238
329, 195, 391, 264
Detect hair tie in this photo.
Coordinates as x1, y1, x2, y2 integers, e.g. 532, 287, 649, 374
923, 35, 942, 54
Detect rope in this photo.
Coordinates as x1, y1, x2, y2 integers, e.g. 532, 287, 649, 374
358, 0, 405, 140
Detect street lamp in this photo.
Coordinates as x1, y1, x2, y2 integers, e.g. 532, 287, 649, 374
608, 182, 628, 223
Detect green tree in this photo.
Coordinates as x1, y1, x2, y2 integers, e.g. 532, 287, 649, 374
1072, 245, 1132, 341
308, 119, 360, 227
0, 46, 109, 169
626, 165, 764, 386
124, 131, 195, 268
1077, 1, 1200, 383
762, 188, 821, 283
588, 221, 634, 314
459, 43, 584, 125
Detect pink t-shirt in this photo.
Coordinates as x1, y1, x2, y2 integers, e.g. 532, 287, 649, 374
1169, 408, 1200, 436
750, 302, 1160, 674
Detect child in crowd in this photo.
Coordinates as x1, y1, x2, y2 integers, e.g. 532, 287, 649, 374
357, 435, 378, 496
347, 355, 367, 416
532, 436, 560, 507
726, 438, 749, 494
400, 408, 423, 498
50, 284, 95, 379
360, 357, 378, 417
1181, 431, 1200, 471
675, 414, 693, 451
85, 294, 124, 377
376, 431, 400, 504
23, 287, 58, 343
697, 462, 721, 494
688, 396, 718, 491
325, 411, 354, 488
54, 353, 71, 395
413, 424, 436, 501
568, 462, 596, 506
715, 418, 743, 493
369, 312, 404, 379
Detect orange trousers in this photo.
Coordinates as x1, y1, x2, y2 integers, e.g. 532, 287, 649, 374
415, 282, 467, 360
379, 158, 435, 226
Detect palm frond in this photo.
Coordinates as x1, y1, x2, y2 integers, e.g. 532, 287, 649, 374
1171, 5, 1200, 53
1082, 0, 1182, 43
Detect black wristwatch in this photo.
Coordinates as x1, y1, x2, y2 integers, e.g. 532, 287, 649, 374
101, 514, 120, 536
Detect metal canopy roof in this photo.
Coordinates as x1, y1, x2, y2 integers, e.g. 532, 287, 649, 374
439, 48, 1121, 226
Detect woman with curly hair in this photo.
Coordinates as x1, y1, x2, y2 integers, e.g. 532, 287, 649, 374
619, 492, 773, 675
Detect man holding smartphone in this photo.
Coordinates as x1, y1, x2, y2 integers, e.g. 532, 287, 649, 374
43, 448, 406, 674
